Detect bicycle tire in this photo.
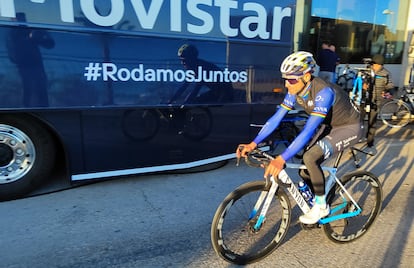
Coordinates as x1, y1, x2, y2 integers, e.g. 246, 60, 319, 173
122, 109, 159, 141
182, 107, 212, 140
323, 171, 382, 243
380, 100, 411, 128
211, 181, 291, 265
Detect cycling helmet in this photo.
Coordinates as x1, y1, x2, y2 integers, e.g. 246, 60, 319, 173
280, 51, 316, 79
177, 44, 198, 59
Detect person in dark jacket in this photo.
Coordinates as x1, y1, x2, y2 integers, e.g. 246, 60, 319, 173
364, 54, 395, 152
317, 41, 340, 83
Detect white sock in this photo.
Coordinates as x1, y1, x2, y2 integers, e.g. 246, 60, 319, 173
315, 195, 326, 207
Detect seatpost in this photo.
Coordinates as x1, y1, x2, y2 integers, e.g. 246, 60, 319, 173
332, 150, 344, 169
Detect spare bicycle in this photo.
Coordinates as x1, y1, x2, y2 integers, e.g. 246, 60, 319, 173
379, 86, 414, 128
336, 64, 356, 92
210, 148, 382, 265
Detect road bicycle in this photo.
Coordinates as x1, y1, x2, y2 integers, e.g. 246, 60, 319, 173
210, 148, 382, 265
121, 106, 212, 141
336, 64, 356, 92
379, 86, 414, 128
349, 67, 374, 106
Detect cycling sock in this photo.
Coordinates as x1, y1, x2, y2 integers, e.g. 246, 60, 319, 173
315, 195, 326, 206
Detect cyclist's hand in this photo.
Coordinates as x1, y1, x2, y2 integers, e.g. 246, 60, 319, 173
264, 156, 285, 179
236, 142, 257, 159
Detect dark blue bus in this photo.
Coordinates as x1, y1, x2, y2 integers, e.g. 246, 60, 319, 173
0, 0, 295, 200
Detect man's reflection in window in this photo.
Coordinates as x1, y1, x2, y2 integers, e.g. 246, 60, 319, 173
6, 13, 55, 107
168, 44, 233, 104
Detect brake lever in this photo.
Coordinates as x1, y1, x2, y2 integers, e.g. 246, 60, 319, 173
235, 145, 245, 166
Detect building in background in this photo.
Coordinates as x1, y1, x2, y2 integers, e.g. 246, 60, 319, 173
293, 0, 414, 87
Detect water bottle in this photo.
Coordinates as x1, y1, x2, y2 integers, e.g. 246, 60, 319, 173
298, 180, 314, 206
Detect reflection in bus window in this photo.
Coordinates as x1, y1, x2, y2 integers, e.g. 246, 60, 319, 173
168, 44, 234, 104
6, 13, 54, 107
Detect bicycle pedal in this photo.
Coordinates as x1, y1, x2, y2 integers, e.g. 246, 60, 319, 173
300, 222, 320, 230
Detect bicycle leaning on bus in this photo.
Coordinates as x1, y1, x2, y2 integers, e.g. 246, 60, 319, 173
210, 148, 382, 265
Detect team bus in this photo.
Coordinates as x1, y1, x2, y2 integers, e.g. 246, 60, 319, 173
0, 0, 294, 201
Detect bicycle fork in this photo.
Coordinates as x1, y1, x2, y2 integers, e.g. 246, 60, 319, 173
249, 176, 279, 231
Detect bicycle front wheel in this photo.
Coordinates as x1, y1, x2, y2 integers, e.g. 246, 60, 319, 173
380, 100, 411, 128
323, 171, 382, 243
210, 181, 291, 265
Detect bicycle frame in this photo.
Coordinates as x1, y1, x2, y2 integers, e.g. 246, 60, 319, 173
249, 151, 362, 230
350, 68, 374, 106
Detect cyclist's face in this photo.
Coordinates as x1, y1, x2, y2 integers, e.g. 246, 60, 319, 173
372, 63, 382, 73
285, 73, 310, 95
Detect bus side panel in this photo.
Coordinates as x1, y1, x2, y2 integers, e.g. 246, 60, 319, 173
0, 25, 289, 176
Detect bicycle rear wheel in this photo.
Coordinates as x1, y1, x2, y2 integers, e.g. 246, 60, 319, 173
182, 107, 212, 140
380, 100, 411, 128
323, 171, 382, 243
211, 181, 291, 265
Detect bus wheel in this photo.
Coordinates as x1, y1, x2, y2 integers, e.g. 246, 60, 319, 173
0, 115, 56, 201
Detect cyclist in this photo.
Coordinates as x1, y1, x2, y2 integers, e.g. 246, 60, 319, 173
237, 51, 362, 224
168, 44, 233, 104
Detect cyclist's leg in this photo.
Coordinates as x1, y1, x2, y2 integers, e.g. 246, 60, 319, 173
304, 123, 363, 176
300, 123, 362, 224
366, 105, 378, 147
302, 145, 325, 196
298, 124, 331, 190
300, 144, 330, 224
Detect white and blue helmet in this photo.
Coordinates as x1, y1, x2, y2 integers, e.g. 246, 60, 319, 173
280, 51, 317, 79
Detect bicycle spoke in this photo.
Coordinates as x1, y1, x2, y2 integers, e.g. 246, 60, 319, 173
211, 181, 291, 265
380, 101, 411, 128
323, 172, 382, 243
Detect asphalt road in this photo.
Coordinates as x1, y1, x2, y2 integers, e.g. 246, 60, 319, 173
1, 123, 413, 268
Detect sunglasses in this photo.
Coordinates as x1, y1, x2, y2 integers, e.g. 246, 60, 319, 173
285, 78, 300, 85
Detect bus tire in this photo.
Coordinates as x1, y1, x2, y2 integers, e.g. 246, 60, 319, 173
0, 114, 56, 201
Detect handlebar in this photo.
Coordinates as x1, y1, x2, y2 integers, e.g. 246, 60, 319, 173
237, 149, 274, 168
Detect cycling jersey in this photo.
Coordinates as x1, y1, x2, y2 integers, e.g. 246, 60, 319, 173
253, 77, 360, 161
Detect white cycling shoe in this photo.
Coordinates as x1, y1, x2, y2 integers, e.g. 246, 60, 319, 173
299, 203, 330, 224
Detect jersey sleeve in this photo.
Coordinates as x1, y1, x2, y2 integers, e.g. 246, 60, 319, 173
253, 93, 296, 145
281, 87, 334, 160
